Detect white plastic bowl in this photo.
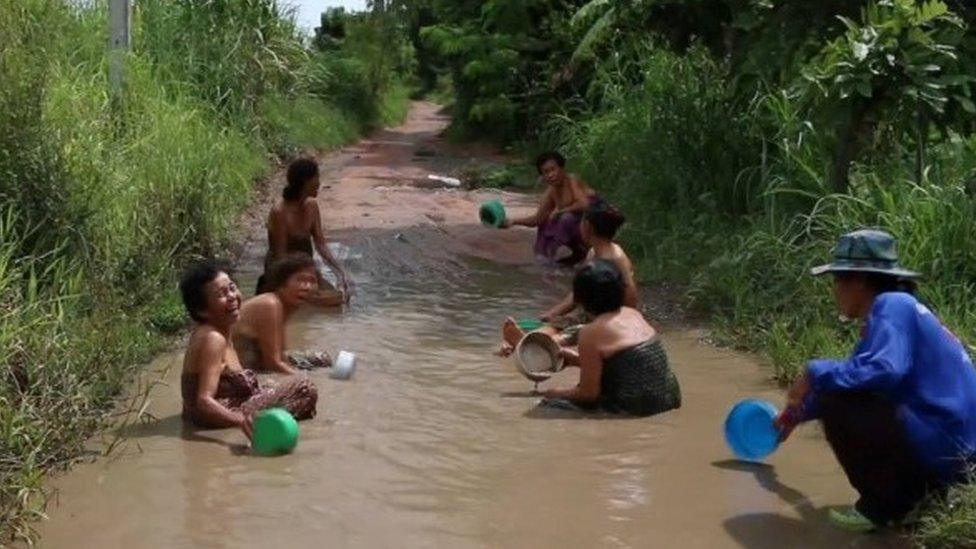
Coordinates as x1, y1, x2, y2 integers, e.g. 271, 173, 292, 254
330, 350, 356, 380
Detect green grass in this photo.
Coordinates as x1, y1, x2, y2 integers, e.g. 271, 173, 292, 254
916, 473, 976, 547
458, 162, 539, 190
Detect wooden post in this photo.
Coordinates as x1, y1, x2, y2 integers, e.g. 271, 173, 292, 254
108, 0, 131, 96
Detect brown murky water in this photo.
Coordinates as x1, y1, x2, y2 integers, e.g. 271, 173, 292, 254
36, 103, 905, 548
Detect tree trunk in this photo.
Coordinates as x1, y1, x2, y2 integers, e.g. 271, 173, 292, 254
915, 103, 927, 185
830, 99, 876, 193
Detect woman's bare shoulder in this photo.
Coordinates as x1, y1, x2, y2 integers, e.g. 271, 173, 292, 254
243, 293, 282, 317
184, 325, 227, 372
570, 174, 594, 194
612, 243, 633, 264
267, 200, 286, 223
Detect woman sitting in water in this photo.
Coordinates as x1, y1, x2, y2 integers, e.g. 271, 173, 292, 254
258, 157, 351, 304
500, 151, 598, 265
541, 200, 638, 321
233, 253, 332, 374
180, 260, 317, 438
776, 229, 976, 532
538, 260, 681, 416
498, 201, 638, 355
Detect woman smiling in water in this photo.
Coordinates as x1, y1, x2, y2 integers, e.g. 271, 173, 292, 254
233, 253, 332, 374
179, 260, 317, 439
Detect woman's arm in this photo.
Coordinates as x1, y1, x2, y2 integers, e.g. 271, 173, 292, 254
255, 301, 297, 374
617, 254, 639, 309
541, 292, 576, 322
309, 201, 350, 295
560, 346, 580, 366
505, 189, 555, 228
807, 299, 914, 394
194, 332, 253, 437
542, 328, 603, 403
268, 210, 288, 261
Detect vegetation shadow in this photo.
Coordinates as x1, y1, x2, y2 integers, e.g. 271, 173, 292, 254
116, 413, 248, 454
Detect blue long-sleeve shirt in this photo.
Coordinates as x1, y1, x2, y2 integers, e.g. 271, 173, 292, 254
801, 292, 976, 482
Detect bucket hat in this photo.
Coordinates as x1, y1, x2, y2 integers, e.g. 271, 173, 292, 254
811, 229, 920, 278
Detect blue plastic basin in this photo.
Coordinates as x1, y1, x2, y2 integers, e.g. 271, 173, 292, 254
724, 399, 781, 462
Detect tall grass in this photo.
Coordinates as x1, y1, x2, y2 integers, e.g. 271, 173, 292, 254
0, 0, 409, 541
916, 472, 976, 547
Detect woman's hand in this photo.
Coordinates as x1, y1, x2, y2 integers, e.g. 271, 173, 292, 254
775, 370, 811, 442
239, 412, 254, 441
560, 346, 580, 366
774, 407, 800, 442
785, 370, 811, 410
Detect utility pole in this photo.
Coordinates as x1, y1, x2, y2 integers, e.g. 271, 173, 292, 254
108, 0, 131, 97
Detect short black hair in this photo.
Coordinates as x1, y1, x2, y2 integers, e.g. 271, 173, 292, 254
283, 158, 319, 201
584, 200, 626, 239
180, 259, 232, 322
835, 271, 918, 297
264, 253, 317, 292
573, 259, 625, 316
535, 151, 566, 174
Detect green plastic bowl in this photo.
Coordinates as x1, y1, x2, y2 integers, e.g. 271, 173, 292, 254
479, 200, 507, 228
517, 318, 544, 332
252, 408, 299, 456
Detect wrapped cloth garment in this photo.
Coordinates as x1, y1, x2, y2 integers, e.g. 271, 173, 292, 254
181, 369, 317, 428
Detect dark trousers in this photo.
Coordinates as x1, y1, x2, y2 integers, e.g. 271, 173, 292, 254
819, 392, 941, 525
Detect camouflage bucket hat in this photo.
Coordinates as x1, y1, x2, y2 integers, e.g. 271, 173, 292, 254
811, 229, 920, 279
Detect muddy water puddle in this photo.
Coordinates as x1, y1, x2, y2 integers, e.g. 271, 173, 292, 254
36, 227, 903, 548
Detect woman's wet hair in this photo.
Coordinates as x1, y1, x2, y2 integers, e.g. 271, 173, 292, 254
535, 151, 566, 174
584, 200, 626, 239
573, 259, 626, 316
283, 158, 319, 201
264, 253, 317, 292
835, 271, 918, 296
180, 259, 232, 322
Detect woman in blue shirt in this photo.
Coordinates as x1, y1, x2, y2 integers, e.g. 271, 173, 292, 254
777, 229, 976, 532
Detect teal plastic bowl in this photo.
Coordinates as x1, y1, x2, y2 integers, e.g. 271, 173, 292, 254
517, 318, 544, 332
252, 408, 299, 456
479, 200, 507, 228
